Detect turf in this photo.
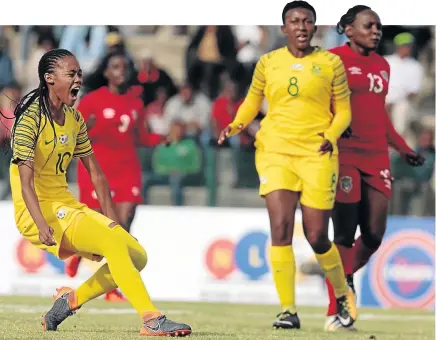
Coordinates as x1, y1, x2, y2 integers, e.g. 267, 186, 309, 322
0, 295, 433, 340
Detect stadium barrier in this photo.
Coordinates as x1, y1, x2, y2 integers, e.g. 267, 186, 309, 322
0, 202, 433, 310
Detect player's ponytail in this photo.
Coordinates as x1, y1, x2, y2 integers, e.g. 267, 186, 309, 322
337, 5, 371, 35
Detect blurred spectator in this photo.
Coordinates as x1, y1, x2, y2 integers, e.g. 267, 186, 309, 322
385, 33, 425, 135
0, 34, 15, 90
142, 87, 170, 136
143, 120, 202, 206
186, 26, 242, 99
24, 36, 55, 93
59, 26, 107, 73
234, 26, 265, 89
0, 83, 20, 145
164, 83, 211, 139
391, 126, 435, 216
20, 26, 60, 62
135, 49, 178, 106
322, 26, 349, 49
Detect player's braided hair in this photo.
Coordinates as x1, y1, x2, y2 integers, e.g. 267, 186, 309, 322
2, 48, 74, 167
282, 1, 317, 24
337, 5, 371, 35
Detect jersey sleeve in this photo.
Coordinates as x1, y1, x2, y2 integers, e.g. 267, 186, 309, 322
325, 55, 352, 143
228, 55, 265, 134
73, 110, 93, 158
11, 105, 40, 164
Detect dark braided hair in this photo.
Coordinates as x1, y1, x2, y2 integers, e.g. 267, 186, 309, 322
6, 49, 74, 166
282, 1, 317, 24
337, 5, 371, 35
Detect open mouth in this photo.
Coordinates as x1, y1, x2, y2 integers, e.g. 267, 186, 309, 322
70, 87, 80, 100
296, 35, 309, 43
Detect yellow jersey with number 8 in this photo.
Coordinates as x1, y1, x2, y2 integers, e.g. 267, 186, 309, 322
250, 47, 351, 156
10, 101, 93, 213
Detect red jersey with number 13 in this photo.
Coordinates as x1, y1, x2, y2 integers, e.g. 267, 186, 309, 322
330, 44, 411, 162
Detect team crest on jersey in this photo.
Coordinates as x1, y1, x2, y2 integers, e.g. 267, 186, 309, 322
103, 108, 116, 119
292, 63, 304, 71
340, 176, 353, 193
56, 209, 67, 219
380, 71, 389, 82
312, 65, 322, 75
59, 134, 69, 144
348, 66, 362, 75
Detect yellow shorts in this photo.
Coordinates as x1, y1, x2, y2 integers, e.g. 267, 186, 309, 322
255, 151, 338, 210
16, 199, 114, 260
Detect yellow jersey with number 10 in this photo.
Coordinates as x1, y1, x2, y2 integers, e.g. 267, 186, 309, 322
10, 101, 93, 221
248, 46, 351, 156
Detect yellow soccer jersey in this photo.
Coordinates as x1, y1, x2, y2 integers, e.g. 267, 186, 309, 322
10, 101, 93, 205
232, 46, 351, 156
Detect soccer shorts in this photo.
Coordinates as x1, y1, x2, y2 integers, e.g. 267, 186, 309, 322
77, 161, 143, 209
255, 151, 339, 210
336, 164, 393, 203
16, 199, 114, 260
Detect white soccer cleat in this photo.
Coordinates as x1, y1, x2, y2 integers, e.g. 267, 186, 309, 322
324, 315, 357, 332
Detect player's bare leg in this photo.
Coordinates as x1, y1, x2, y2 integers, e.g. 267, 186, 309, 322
325, 201, 359, 332
301, 205, 357, 328
116, 202, 137, 233
353, 183, 388, 273
265, 190, 301, 329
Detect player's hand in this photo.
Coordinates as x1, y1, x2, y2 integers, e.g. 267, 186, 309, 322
38, 223, 56, 247
340, 126, 352, 139
318, 133, 334, 156
404, 151, 425, 167
218, 124, 242, 145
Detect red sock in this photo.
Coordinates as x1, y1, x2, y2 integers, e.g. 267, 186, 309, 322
325, 278, 337, 316
336, 244, 353, 275
352, 236, 378, 273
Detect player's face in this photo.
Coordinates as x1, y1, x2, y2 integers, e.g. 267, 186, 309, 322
105, 55, 128, 87
347, 10, 382, 50
48, 56, 82, 106
281, 8, 316, 50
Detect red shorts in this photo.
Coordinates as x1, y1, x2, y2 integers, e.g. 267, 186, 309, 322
335, 164, 393, 203
77, 161, 143, 209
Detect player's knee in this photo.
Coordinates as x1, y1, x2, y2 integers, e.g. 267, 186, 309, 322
131, 243, 148, 272
270, 216, 293, 246
305, 229, 330, 254
333, 233, 354, 248
361, 229, 383, 250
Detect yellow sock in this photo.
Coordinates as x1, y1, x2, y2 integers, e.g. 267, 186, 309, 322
270, 245, 296, 313
62, 215, 158, 316
315, 244, 348, 298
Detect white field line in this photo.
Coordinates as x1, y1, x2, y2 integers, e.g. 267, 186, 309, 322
0, 304, 433, 321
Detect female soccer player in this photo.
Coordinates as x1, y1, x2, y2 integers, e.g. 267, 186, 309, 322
324, 5, 425, 332
65, 52, 161, 302
219, 0, 357, 330
9, 48, 191, 337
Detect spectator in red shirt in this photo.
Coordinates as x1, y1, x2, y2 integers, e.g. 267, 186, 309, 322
141, 87, 169, 137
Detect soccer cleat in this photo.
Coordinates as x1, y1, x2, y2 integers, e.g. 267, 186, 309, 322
105, 289, 126, 303
140, 314, 192, 337
324, 315, 357, 332
336, 287, 358, 328
272, 311, 301, 329
42, 287, 78, 331
65, 255, 82, 278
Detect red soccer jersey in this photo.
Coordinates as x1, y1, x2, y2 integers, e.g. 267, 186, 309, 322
77, 87, 142, 170
330, 44, 412, 159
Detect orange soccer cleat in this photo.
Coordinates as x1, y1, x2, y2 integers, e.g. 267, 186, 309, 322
104, 289, 126, 303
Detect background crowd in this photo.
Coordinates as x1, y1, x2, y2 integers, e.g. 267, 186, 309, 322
0, 25, 434, 216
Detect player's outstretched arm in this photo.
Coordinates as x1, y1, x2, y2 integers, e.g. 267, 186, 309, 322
80, 154, 120, 223
324, 57, 352, 144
